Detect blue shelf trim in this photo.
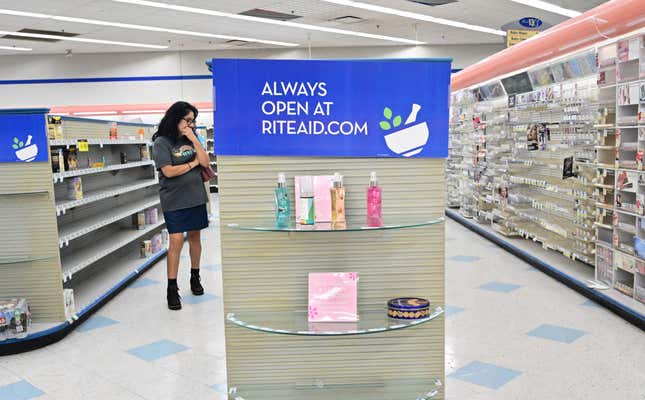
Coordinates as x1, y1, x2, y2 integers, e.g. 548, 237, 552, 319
0, 249, 167, 355
445, 209, 645, 331
0, 108, 50, 115
0, 75, 211, 85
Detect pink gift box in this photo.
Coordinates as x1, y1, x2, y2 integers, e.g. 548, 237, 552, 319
308, 272, 358, 322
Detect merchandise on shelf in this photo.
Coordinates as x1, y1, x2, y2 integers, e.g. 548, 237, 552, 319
387, 297, 430, 320
133, 211, 146, 230
297, 176, 315, 225
140, 240, 152, 258
109, 122, 118, 140
366, 172, 383, 228
308, 272, 358, 322
151, 234, 163, 253
63, 289, 75, 320
0, 298, 31, 341
274, 173, 291, 229
67, 177, 83, 201
330, 173, 346, 230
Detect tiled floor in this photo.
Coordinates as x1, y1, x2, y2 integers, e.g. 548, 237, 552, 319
0, 201, 643, 400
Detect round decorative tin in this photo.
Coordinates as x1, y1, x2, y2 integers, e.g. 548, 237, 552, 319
387, 297, 430, 320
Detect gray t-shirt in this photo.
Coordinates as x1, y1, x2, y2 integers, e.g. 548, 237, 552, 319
152, 136, 208, 212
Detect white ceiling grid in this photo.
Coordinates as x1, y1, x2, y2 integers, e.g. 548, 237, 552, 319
0, 0, 609, 54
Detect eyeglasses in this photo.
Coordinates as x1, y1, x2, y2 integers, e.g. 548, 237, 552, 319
182, 117, 196, 126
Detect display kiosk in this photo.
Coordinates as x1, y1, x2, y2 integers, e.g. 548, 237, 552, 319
212, 58, 451, 399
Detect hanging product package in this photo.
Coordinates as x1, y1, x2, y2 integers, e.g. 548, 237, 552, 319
634, 236, 645, 259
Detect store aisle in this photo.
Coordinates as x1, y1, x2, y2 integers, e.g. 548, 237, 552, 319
0, 201, 643, 400
445, 221, 644, 400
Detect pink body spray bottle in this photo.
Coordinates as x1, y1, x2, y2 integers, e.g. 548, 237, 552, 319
367, 172, 382, 227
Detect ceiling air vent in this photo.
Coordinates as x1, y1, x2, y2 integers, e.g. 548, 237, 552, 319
239, 9, 302, 21
406, 0, 457, 6
225, 40, 249, 47
330, 15, 364, 24
1, 28, 79, 43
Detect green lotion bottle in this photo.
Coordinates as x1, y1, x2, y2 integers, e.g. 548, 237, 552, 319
275, 173, 291, 228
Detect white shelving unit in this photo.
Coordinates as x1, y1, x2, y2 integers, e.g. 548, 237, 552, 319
593, 34, 645, 304
449, 48, 604, 267
49, 116, 167, 311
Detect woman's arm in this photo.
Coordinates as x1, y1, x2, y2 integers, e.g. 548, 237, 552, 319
160, 160, 199, 178
181, 127, 210, 168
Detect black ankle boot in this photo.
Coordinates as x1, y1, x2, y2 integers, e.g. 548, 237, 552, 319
190, 272, 204, 296
167, 286, 182, 310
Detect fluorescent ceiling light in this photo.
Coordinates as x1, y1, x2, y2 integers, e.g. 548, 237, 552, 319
0, 45, 31, 51
0, 30, 167, 49
321, 0, 506, 36
112, 0, 425, 45
508, 0, 582, 18
0, 9, 298, 47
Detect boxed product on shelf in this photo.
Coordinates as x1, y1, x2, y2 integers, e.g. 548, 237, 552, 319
140, 145, 150, 161
64, 147, 79, 171
140, 240, 152, 258
66, 177, 83, 201
0, 298, 31, 341
63, 289, 75, 320
144, 208, 158, 225
161, 228, 169, 247
51, 149, 61, 173
151, 234, 163, 253
109, 122, 118, 140
133, 211, 146, 230
47, 115, 63, 139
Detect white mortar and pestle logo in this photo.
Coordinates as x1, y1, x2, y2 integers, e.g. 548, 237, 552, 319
380, 104, 429, 157
12, 134, 39, 162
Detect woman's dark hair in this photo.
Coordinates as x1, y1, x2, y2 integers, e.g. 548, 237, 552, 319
152, 101, 198, 141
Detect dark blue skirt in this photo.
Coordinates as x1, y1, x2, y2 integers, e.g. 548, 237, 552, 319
163, 204, 209, 234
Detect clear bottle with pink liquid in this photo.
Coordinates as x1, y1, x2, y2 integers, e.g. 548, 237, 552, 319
366, 172, 383, 227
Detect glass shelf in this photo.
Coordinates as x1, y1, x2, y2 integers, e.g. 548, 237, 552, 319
226, 217, 444, 232
226, 307, 443, 336
228, 379, 442, 400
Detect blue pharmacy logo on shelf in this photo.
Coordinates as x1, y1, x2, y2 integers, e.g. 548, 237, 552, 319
11, 135, 39, 162
0, 112, 48, 163
211, 58, 450, 158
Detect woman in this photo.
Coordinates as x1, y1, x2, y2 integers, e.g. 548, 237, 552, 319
152, 101, 210, 310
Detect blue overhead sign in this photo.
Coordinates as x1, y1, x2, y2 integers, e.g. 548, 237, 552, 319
0, 110, 48, 163
519, 17, 543, 29
211, 58, 451, 158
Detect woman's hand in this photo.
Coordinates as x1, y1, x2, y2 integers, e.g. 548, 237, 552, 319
181, 125, 199, 144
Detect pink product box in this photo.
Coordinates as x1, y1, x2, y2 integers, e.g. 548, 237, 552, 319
295, 176, 333, 223
308, 272, 358, 322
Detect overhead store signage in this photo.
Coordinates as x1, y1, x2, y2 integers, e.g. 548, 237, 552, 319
502, 17, 549, 48
506, 30, 540, 47
0, 111, 48, 163
519, 17, 543, 29
211, 58, 451, 158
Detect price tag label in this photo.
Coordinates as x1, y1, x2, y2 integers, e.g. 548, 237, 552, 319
77, 139, 89, 152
